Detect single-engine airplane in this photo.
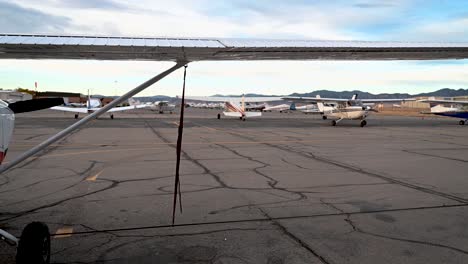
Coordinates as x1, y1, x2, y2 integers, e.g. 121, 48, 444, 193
418, 97, 468, 125
51, 94, 148, 119
283, 94, 415, 127
186, 95, 281, 121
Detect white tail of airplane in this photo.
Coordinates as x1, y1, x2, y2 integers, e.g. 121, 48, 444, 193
316, 95, 325, 113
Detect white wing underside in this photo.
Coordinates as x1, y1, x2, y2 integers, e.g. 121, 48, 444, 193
51, 105, 146, 113
187, 96, 282, 103
284, 97, 414, 103
2, 34, 467, 61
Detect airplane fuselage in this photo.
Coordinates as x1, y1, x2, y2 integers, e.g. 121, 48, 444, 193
323, 106, 368, 120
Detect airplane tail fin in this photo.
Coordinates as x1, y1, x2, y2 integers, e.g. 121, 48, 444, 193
351, 94, 358, 100
316, 95, 325, 112
241, 94, 245, 112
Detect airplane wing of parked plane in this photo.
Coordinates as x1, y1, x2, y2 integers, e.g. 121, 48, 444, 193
418, 99, 468, 104
283, 96, 415, 103
185, 96, 282, 103
50, 106, 89, 113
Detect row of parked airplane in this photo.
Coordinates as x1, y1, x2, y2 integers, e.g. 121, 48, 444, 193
35, 93, 468, 127
186, 94, 468, 127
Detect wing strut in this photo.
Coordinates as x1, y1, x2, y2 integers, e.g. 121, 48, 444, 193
172, 65, 188, 225
0, 62, 186, 174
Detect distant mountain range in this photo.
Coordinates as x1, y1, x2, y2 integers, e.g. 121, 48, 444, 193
288, 88, 468, 99
97, 88, 468, 102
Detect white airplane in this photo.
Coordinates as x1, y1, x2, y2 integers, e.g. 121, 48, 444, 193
0, 34, 468, 262
149, 101, 176, 114
284, 94, 415, 127
186, 95, 282, 120
51, 95, 148, 119
418, 97, 468, 125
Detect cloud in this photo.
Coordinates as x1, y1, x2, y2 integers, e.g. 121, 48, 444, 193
0, 1, 71, 33
53, 0, 124, 10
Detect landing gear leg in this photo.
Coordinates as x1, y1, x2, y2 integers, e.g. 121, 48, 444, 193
331, 119, 342, 126
360, 120, 367, 127
460, 120, 466, 126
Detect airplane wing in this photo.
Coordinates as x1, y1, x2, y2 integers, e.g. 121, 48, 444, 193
50, 106, 88, 113
360, 98, 416, 103
186, 96, 282, 103
105, 105, 140, 112
418, 99, 468, 105
282, 96, 349, 103
1, 34, 467, 61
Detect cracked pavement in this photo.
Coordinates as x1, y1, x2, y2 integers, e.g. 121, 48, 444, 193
1, 109, 468, 263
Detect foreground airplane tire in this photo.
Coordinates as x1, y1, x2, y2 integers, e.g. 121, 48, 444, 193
217, 113, 221, 119
16, 222, 51, 264
331, 120, 337, 126
322, 116, 327, 120
459, 120, 465, 125
74, 114, 78, 119
110, 114, 114, 119
360, 120, 367, 127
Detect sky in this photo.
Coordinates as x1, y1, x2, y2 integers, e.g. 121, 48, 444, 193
0, 0, 468, 96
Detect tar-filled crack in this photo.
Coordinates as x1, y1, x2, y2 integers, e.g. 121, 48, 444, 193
343, 214, 468, 256
257, 207, 330, 264
402, 149, 468, 163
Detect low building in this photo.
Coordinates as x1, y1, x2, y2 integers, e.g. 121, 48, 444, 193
0, 90, 33, 102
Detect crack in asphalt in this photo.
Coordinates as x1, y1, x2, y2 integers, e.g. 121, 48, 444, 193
402, 149, 468, 163
343, 215, 468, 256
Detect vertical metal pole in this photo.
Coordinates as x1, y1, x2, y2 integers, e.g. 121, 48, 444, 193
0, 62, 186, 174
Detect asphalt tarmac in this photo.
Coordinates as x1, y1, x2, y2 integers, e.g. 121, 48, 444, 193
1, 108, 467, 263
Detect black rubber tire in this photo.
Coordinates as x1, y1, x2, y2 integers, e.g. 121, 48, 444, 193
110, 114, 114, 120
239, 117, 243, 120
74, 114, 78, 119
16, 222, 51, 264
242, 117, 246, 121
331, 120, 337, 126
459, 120, 465, 126
322, 116, 327, 120
217, 113, 221, 119
360, 120, 367, 127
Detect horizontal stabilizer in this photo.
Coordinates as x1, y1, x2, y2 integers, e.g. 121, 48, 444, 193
244, 112, 262, 117
223, 112, 243, 117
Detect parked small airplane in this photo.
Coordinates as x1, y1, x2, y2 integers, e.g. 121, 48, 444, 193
149, 101, 176, 114
51, 95, 147, 119
418, 97, 468, 125
186, 95, 281, 120
283, 94, 414, 127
